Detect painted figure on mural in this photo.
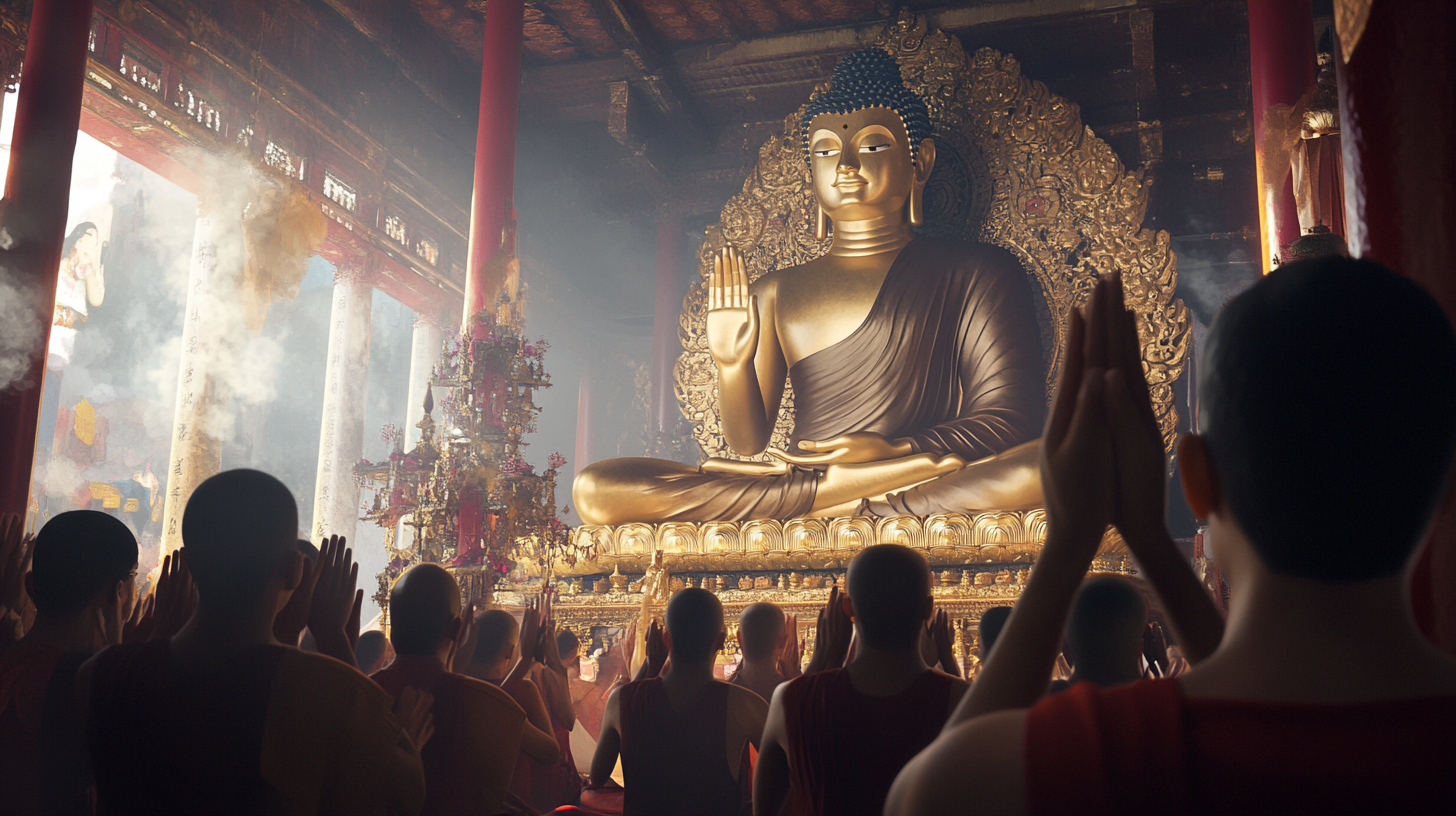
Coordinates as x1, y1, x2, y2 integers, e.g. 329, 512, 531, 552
574, 49, 1048, 525
48, 221, 106, 367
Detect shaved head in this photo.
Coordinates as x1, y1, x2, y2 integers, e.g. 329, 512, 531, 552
666, 588, 726, 663
389, 564, 461, 656
1064, 576, 1147, 678
473, 609, 520, 667
738, 603, 786, 661
847, 544, 932, 650
182, 469, 298, 610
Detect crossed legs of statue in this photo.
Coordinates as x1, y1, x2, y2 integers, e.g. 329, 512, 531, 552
572, 440, 1042, 526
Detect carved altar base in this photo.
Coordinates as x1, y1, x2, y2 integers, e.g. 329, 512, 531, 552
536, 511, 1132, 672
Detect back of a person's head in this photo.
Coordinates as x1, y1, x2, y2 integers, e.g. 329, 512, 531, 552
1201, 257, 1456, 581
665, 587, 724, 663
846, 544, 931, 650
978, 606, 1013, 655
737, 602, 785, 661
356, 630, 391, 672
30, 511, 138, 617
557, 628, 580, 661
1063, 576, 1146, 677
389, 564, 460, 656
472, 609, 519, 667
181, 469, 298, 610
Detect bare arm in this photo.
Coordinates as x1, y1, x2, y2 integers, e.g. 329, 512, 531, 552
752, 683, 793, 816
510, 679, 563, 764
535, 664, 577, 731
589, 688, 623, 786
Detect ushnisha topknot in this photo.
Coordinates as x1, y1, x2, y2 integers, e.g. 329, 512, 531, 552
801, 47, 933, 163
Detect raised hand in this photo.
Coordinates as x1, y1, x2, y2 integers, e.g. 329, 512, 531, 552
122, 594, 155, 643
778, 613, 802, 680
1, 513, 34, 644
394, 686, 436, 753
805, 585, 853, 675
643, 620, 669, 679
308, 535, 359, 665
1040, 277, 1118, 552
1102, 273, 1169, 548
519, 595, 542, 665
706, 247, 760, 369
930, 608, 961, 677
273, 551, 319, 646
151, 552, 196, 639
448, 601, 481, 672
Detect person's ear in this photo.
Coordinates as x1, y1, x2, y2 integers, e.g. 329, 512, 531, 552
915, 137, 936, 183
919, 594, 935, 622
714, 628, 727, 653
840, 593, 854, 621
1177, 434, 1222, 520
662, 628, 674, 654
447, 615, 464, 642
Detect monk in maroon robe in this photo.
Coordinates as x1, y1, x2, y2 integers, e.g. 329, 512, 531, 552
0, 511, 136, 816
372, 564, 526, 816
591, 588, 767, 816
887, 263, 1456, 815
755, 544, 969, 816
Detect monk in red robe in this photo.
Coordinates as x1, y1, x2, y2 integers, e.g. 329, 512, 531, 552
887, 263, 1456, 814
730, 602, 800, 703
463, 607, 568, 809
373, 564, 526, 816
0, 511, 136, 816
591, 587, 768, 816
755, 545, 969, 816
78, 469, 428, 815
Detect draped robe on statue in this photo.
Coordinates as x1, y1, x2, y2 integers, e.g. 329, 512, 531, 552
579, 237, 1046, 523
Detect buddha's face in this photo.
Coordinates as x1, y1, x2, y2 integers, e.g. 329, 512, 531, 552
809, 106, 934, 223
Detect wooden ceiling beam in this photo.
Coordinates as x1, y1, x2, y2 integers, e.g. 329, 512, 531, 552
584, 0, 706, 142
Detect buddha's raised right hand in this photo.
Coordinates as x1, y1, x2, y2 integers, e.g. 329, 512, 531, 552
707, 246, 759, 369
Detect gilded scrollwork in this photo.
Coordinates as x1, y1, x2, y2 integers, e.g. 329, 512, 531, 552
676, 11, 1189, 461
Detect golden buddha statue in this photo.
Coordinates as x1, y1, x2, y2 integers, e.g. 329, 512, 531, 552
574, 49, 1046, 526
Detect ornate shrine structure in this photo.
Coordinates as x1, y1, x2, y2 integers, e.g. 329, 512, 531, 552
548, 14, 1190, 667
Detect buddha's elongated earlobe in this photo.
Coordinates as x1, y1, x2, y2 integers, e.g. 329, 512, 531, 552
816, 202, 830, 240
909, 182, 924, 227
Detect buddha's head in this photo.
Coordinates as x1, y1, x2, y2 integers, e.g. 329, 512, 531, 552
802, 48, 935, 231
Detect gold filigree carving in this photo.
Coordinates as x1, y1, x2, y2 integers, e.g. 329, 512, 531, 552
563, 510, 1126, 577
676, 12, 1189, 461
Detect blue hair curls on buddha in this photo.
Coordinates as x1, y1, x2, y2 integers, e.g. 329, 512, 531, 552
801, 47, 933, 162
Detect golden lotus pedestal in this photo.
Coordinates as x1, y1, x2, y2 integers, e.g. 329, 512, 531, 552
524, 511, 1132, 674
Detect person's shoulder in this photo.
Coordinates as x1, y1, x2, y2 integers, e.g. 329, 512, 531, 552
278, 648, 393, 705
725, 679, 770, 713
439, 671, 526, 710
886, 708, 1028, 816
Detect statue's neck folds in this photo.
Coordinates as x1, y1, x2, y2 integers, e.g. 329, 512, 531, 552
828, 214, 916, 258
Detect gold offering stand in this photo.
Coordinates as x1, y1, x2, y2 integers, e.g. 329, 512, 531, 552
543, 12, 1189, 670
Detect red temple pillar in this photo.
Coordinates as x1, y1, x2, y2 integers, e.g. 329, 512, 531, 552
0, 0, 96, 518
1247, 0, 1315, 271
457, 0, 524, 558
1338, 2, 1456, 654
650, 215, 683, 441
461, 0, 525, 332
